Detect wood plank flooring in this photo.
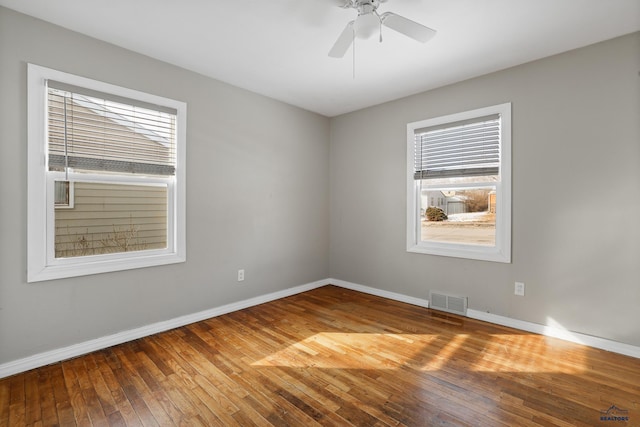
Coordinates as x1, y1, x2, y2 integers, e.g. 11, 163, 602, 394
1, 285, 639, 426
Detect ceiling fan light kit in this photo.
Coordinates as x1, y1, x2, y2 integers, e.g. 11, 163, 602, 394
353, 9, 380, 39
329, 0, 436, 58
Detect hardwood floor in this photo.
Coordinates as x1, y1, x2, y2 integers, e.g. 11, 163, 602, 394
1, 285, 639, 426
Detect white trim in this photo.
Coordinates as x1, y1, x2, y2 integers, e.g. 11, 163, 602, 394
331, 278, 430, 308
406, 103, 512, 263
0, 279, 329, 379
332, 279, 640, 359
2, 278, 638, 379
466, 310, 640, 359
27, 64, 187, 282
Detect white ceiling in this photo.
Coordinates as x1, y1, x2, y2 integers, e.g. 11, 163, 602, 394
2, 0, 639, 117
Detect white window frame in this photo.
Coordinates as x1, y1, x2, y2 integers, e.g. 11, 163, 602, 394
406, 103, 511, 263
27, 64, 187, 282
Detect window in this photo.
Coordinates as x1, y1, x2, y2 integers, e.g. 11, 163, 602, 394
54, 180, 74, 208
28, 64, 186, 282
406, 103, 511, 263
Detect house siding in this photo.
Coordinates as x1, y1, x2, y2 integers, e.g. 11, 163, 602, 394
55, 182, 168, 257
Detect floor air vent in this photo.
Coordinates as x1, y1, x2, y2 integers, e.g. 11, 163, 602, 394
429, 291, 468, 316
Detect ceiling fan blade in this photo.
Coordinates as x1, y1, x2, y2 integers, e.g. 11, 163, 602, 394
328, 21, 355, 58
380, 12, 436, 43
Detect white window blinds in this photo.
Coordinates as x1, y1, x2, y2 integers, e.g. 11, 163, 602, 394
414, 114, 501, 180
47, 80, 177, 176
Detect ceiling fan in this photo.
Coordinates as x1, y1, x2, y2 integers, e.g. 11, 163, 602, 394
328, 0, 436, 58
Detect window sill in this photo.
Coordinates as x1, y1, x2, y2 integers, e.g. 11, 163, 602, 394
407, 242, 511, 263
27, 251, 186, 283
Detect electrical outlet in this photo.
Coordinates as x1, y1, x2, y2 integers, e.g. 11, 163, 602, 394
237, 269, 245, 282
514, 281, 525, 296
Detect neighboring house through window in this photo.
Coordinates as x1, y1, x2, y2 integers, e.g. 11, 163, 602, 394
54, 180, 73, 208
406, 103, 511, 263
28, 64, 186, 282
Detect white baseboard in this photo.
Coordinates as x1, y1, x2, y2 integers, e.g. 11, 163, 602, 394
0, 279, 329, 379
331, 278, 640, 359
2, 277, 638, 379
466, 309, 640, 359
330, 278, 430, 308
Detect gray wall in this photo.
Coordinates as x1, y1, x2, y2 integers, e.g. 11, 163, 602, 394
0, 7, 330, 364
330, 32, 640, 346
1, 5, 638, 367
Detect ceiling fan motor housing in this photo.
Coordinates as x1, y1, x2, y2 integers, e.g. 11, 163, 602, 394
354, 0, 382, 39
356, 0, 380, 13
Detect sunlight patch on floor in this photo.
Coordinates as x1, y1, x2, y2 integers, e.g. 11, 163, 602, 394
251, 330, 588, 374
251, 332, 439, 369
416, 334, 469, 371
471, 333, 587, 374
